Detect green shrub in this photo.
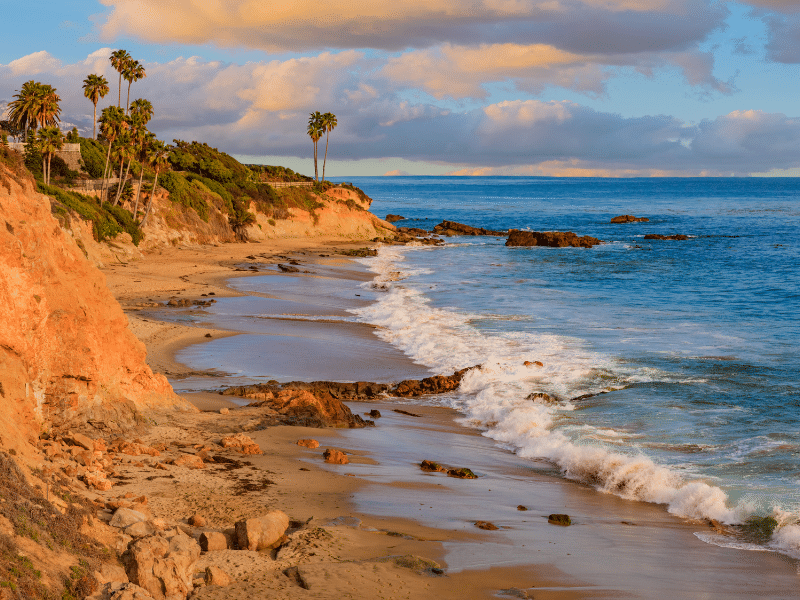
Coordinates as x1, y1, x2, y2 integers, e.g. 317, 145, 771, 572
78, 138, 107, 178
159, 171, 209, 221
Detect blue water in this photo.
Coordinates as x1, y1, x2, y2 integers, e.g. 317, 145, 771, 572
330, 176, 800, 556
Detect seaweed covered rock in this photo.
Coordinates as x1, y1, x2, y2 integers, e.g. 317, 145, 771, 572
432, 220, 506, 237
392, 366, 480, 398
610, 215, 649, 223
244, 388, 368, 428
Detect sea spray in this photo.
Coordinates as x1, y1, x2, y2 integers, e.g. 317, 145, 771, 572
352, 244, 799, 555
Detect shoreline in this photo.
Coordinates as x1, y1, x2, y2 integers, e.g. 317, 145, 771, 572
102, 238, 800, 599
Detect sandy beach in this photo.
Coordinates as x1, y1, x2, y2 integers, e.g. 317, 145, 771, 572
101, 238, 800, 600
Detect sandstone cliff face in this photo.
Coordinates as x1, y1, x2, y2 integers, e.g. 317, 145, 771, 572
0, 161, 192, 453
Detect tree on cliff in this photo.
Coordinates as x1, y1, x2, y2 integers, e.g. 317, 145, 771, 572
307, 111, 323, 182
98, 106, 127, 201
110, 49, 132, 109
123, 60, 147, 115
83, 74, 109, 140
140, 139, 169, 228
7, 81, 61, 142
321, 112, 337, 185
126, 99, 154, 211
37, 126, 64, 185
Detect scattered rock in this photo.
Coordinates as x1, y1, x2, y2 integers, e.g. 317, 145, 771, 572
526, 392, 557, 404
243, 388, 369, 428
517, 505, 528, 511
110, 508, 149, 529
277, 263, 300, 273
323, 449, 349, 465
393, 409, 422, 417
235, 510, 290, 551
122, 530, 201, 600
220, 433, 262, 455
420, 460, 447, 473
392, 366, 479, 397
187, 514, 206, 527
385, 214, 405, 222
548, 514, 572, 526
643, 234, 689, 240
204, 566, 232, 586
199, 531, 229, 552
523, 360, 543, 367
125, 521, 157, 538
219, 407, 229, 414
338, 247, 378, 257
475, 521, 499, 530
432, 220, 506, 237
64, 432, 95, 451
610, 215, 649, 223
104, 582, 158, 600
447, 467, 478, 479
296, 439, 320, 449
506, 230, 602, 248
173, 454, 205, 469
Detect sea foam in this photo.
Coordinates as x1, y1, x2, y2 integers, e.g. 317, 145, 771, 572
351, 245, 799, 555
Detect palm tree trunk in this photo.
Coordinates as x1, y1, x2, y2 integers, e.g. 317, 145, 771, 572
47, 154, 52, 186
118, 74, 122, 108
133, 167, 144, 219
141, 168, 159, 228
115, 158, 132, 205
322, 132, 330, 184
314, 141, 318, 182
126, 82, 132, 115
93, 103, 97, 140
100, 143, 113, 203
42, 156, 47, 185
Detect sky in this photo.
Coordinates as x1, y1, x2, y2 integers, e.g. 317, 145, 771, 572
1, 0, 799, 177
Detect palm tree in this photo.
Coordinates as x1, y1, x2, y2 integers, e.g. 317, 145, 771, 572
320, 112, 337, 185
307, 111, 323, 182
7, 81, 59, 142
132, 131, 155, 219
115, 112, 150, 205
83, 74, 109, 140
129, 98, 154, 124
109, 49, 131, 109
98, 106, 126, 201
111, 128, 133, 205
37, 126, 64, 185
123, 60, 147, 115
140, 139, 169, 228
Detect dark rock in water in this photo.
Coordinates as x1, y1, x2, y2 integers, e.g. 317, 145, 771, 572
548, 514, 571, 526
277, 263, 300, 272
526, 392, 557, 404
739, 516, 778, 543
643, 234, 689, 240
447, 467, 478, 479
367, 409, 382, 418
517, 505, 528, 511
392, 365, 480, 397
610, 215, 649, 223
475, 521, 499, 530
393, 409, 423, 417
420, 460, 447, 472
432, 220, 506, 237
506, 230, 602, 248
385, 214, 405, 222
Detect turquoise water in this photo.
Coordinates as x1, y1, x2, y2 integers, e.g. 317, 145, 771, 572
330, 176, 800, 556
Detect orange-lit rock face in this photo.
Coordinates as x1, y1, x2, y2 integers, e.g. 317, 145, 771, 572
0, 161, 192, 451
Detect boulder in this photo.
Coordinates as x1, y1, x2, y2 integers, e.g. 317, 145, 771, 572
103, 582, 158, 600
475, 521, 499, 530
526, 392, 557, 404
111, 508, 149, 529
523, 361, 543, 368
432, 220, 506, 237
392, 366, 479, 398
517, 505, 528, 511
277, 264, 300, 273
173, 454, 204, 469
187, 514, 206, 527
420, 460, 446, 473
296, 439, 320, 449
506, 230, 602, 248
199, 531, 229, 552
385, 214, 405, 223
125, 521, 157, 538
122, 530, 201, 600
235, 510, 290, 551
65, 432, 95, 451
220, 433, 262, 455
548, 514, 571, 526
204, 566, 232, 586
323, 449, 349, 464
610, 215, 649, 223
367, 409, 381, 418
219, 407, 229, 415
447, 467, 478, 479
643, 234, 689, 240
247, 388, 368, 428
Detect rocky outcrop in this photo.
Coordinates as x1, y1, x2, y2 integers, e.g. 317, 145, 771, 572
235, 511, 289, 551
0, 159, 193, 454
391, 366, 480, 398
610, 215, 649, 223
505, 229, 602, 248
122, 530, 201, 600
644, 234, 689, 240
235, 387, 370, 428
385, 214, 405, 222
432, 220, 506, 237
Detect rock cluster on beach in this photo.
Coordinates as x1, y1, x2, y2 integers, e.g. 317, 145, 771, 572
610, 215, 649, 223
431, 220, 507, 237
505, 229, 602, 248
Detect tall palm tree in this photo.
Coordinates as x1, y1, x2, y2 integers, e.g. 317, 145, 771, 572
109, 49, 131, 109
83, 74, 109, 140
33, 84, 61, 131
115, 112, 150, 205
111, 128, 133, 205
307, 111, 323, 182
7, 80, 40, 142
123, 60, 147, 115
129, 98, 154, 125
37, 126, 64, 185
320, 112, 337, 185
132, 131, 155, 219
98, 106, 126, 201
140, 139, 169, 228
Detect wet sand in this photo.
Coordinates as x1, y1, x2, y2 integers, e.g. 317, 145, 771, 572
103, 240, 800, 599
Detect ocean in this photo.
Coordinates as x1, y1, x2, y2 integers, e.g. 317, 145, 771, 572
330, 176, 800, 558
